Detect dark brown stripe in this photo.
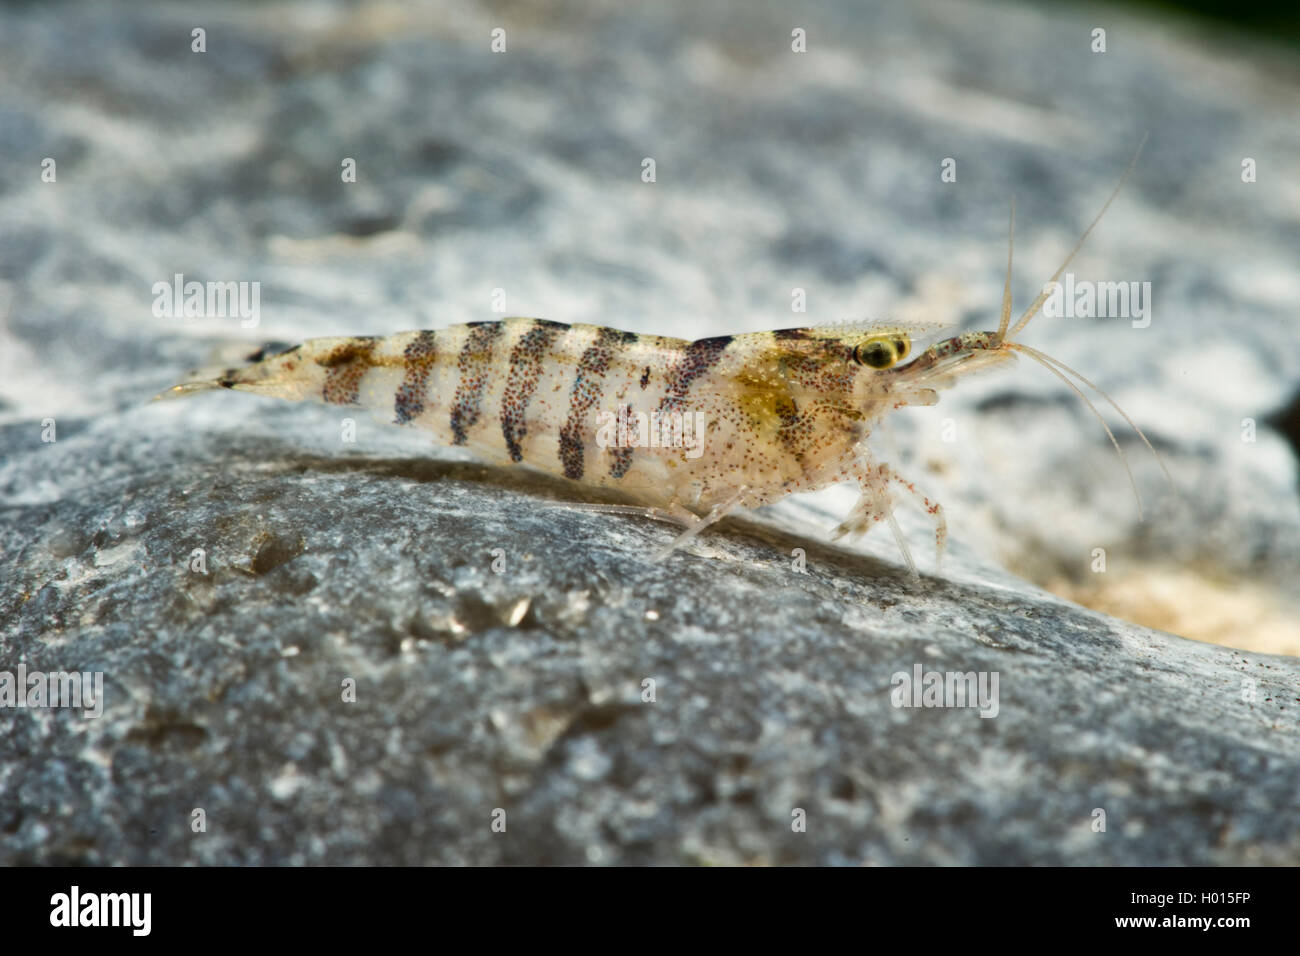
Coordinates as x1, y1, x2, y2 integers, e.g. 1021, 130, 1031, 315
559, 327, 637, 481
775, 394, 807, 467
608, 445, 634, 479
499, 320, 567, 461
773, 327, 814, 341
393, 330, 437, 425
320, 338, 378, 405
449, 323, 504, 444
246, 341, 296, 363
657, 334, 732, 415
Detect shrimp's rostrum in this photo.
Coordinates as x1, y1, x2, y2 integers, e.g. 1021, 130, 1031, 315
167, 146, 1168, 576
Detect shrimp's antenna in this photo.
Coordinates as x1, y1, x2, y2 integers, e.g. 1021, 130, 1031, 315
1012, 342, 1174, 485
1007, 131, 1149, 341
995, 197, 1015, 341
1008, 341, 1175, 519
1005, 342, 1143, 517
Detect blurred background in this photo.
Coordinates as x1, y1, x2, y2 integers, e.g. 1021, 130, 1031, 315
1, 0, 1298, 652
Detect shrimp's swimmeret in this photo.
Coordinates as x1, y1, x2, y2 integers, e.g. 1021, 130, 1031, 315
166, 145, 1169, 577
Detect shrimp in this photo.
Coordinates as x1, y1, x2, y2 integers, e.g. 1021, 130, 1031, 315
162, 144, 1168, 578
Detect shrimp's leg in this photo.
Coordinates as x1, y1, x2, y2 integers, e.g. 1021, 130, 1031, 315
552, 502, 687, 525
555, 494, 749, 561
650, 487, 750, 562
832, 461, 947, 576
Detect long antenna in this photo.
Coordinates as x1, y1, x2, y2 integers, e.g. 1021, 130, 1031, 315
995, 197, 1015, 341
1007, 131, 1149, 341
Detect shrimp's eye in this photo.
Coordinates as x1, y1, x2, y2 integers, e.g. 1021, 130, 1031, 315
853, 335, 906, 369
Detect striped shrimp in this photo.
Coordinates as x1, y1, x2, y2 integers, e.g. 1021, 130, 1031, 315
164, 149, 1168, 577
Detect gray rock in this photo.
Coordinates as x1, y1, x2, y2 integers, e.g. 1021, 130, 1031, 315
1, 0, 1298, 865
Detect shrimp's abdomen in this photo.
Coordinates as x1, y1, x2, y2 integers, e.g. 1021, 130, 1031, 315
186, 319, 882, 513
214, 320, 761, 508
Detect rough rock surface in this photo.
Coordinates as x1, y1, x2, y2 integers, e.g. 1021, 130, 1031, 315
1, 0, 1298, 864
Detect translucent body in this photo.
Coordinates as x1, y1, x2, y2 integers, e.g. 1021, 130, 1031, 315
167, 143, 1167, 575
